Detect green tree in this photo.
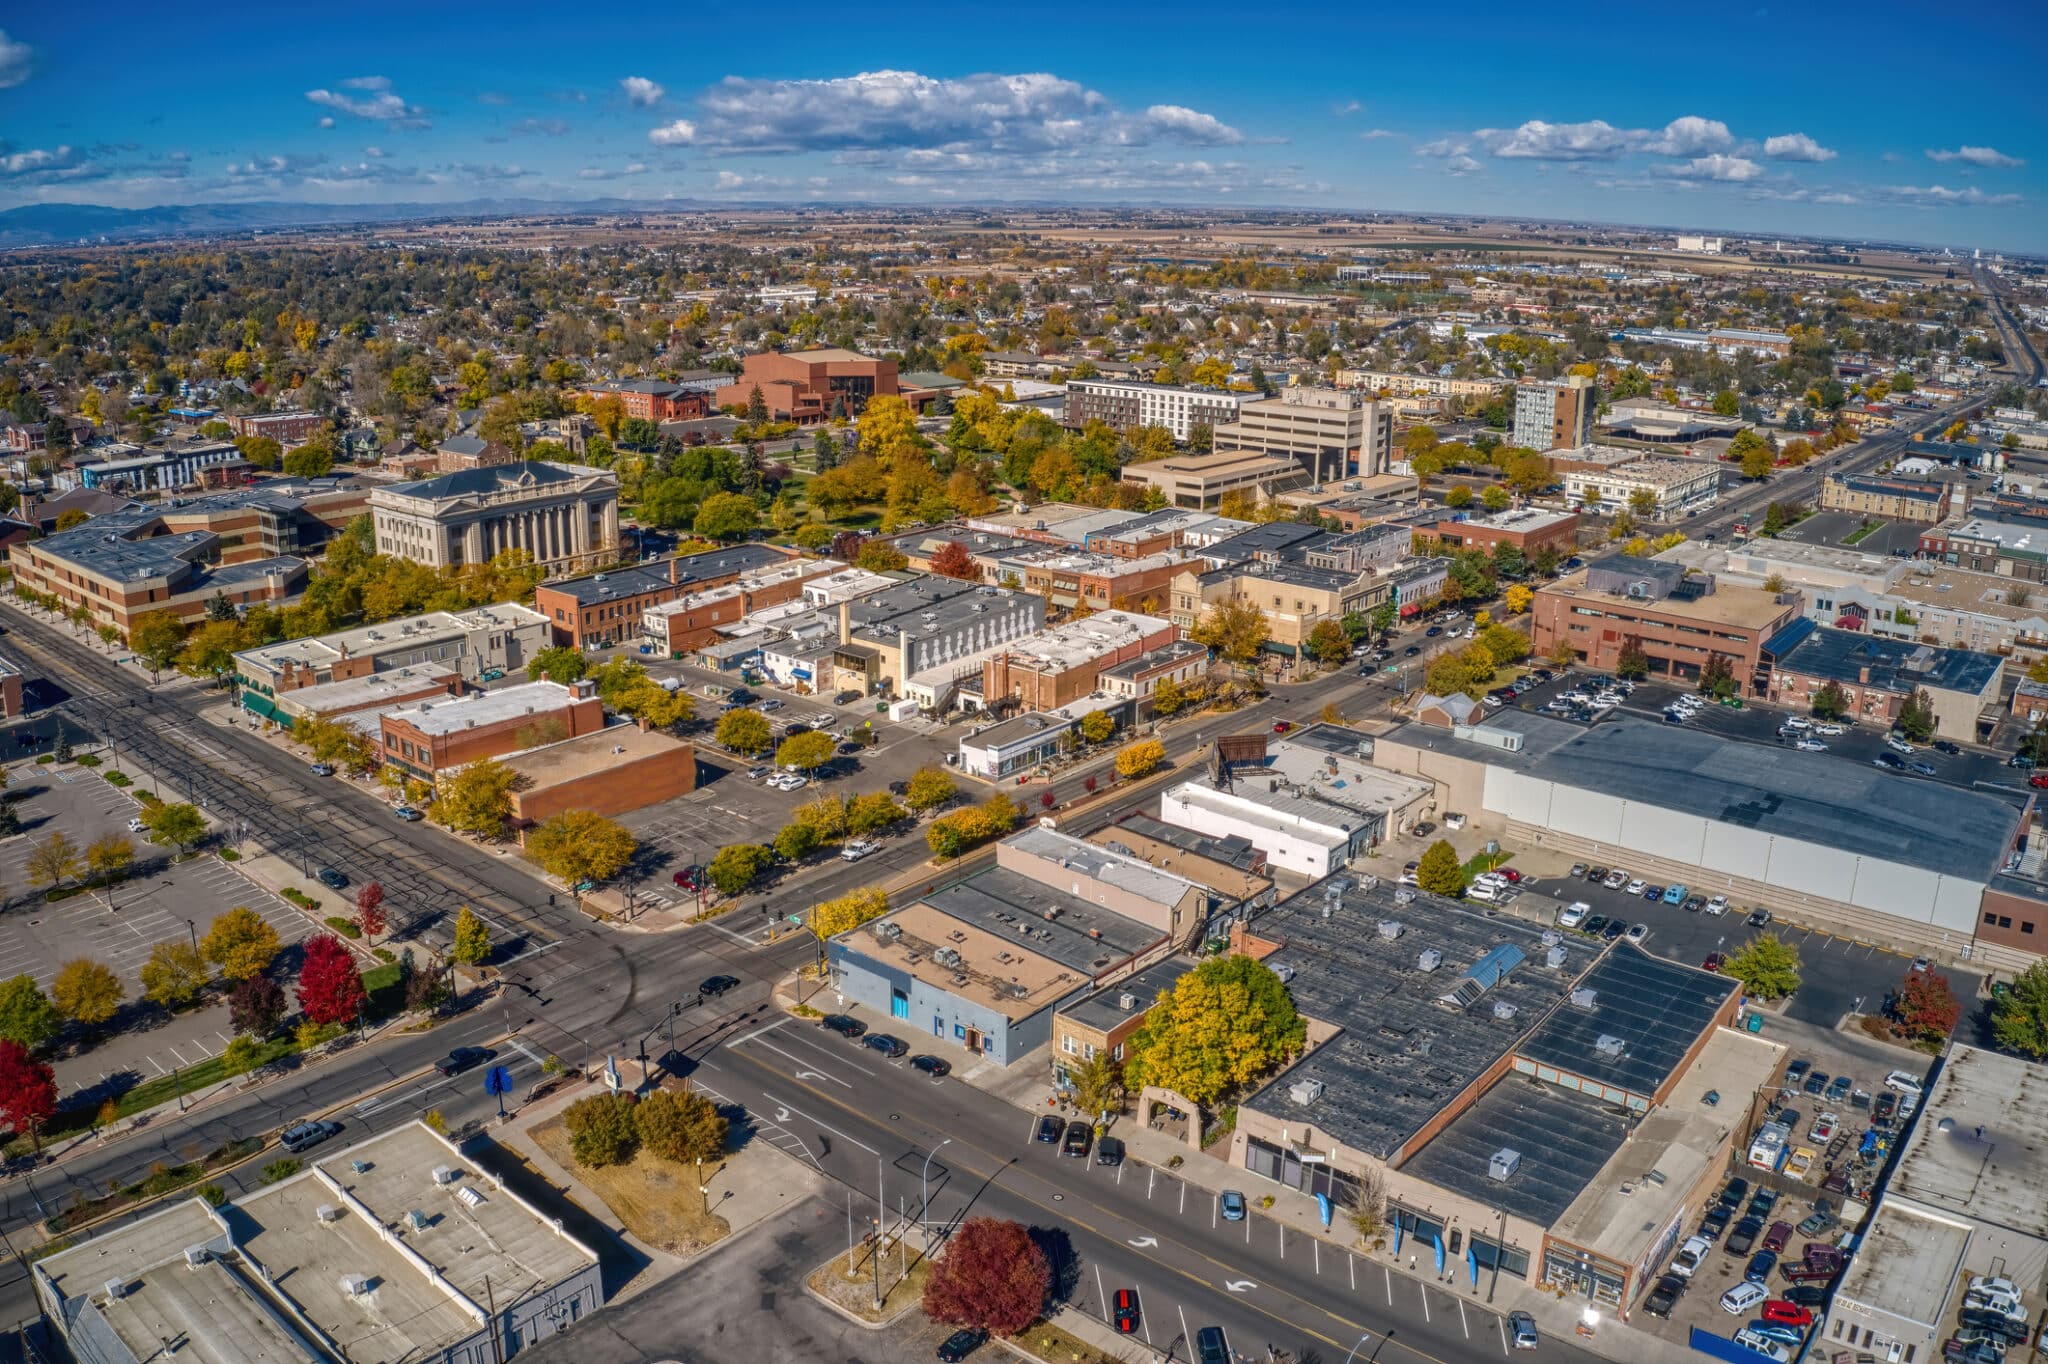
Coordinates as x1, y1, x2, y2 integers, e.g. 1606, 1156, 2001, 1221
1069, 1050, 1125, 1117
451, 905, 492, 966
714, 708, 772, 755
774, 820, 821, 861
529, 810, 637, 888
52, 958, 125, 1026
1628, 488, 1659, 519
140, 940, 210, 1009
634, 1088, 728, 1164
202, 907, 281, 980
1189, 600, 1269, 670
1699, 652, 1736, 699
128, 611, 187, 677
432, 758, 521, 836
1121, 955, 1306, 1106
0, 974, 60, 1051
563, 1092, 640, 1168
1480, 485, 1511, 513
1991, 960, 2048, 1059
775, 730, 836, 773
810, 887, 889, 939
526, 646, 588, 684
1415, 839, 1465, 896
693, 491, 760, 542
1615, 636, 1651, 680
1306, 619, 1352, 665
1725, 934, 1802, 999
1896, 687, 1936, 744
1711, 390, 1741, 417
144, 802, 207, 852
707, 843, 774, 895
1078, 710, 1117, 745
904, 765, 957, 812
219, 1034, 265, 1077
1444, 485, 1473, 509
1811, 680, 1850, 720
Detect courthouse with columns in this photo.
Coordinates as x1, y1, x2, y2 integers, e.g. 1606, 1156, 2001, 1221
370, 461, 620, 575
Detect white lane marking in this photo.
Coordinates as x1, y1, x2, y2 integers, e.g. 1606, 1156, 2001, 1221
1385, 1264, 1392, 1304
1421, 1285, 1432, 1323
1094, 1265, 1108, 1320
1224, 1280, 1255, 1294
758, 1091, 878, 1155
1314, 1238, 1320, 1275
1127, 1236, 1158, 1248
744, 1037, 854, 1087
727, 1017, 789, 1047
1460, 1299, 1470, 1338
1349, 1252, 1355, 1291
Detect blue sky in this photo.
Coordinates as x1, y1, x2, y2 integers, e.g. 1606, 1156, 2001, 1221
3, 1, 2044, 250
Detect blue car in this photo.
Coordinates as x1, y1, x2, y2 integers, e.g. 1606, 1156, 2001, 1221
1745, 1250, 1778, 1283
1663, 884, 1688, 905
1219, 1190, 1246, 1222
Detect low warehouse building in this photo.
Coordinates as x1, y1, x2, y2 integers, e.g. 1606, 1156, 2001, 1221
504, 724, 697, 830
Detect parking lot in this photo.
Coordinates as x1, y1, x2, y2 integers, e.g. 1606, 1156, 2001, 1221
0, 760, 310, 995
1775, 510, 1928, 558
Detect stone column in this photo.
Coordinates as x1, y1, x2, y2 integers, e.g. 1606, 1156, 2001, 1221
602, 499, 620, 549
462, 522, 484, 566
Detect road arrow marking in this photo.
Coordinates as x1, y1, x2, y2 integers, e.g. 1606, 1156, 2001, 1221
1127, 1236, 1158, 1248
774, 1106, 791, 1122
1224, 1280, 1256, 1294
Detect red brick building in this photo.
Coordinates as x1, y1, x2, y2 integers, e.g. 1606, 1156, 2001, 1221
982, 611, 1179, 712
505, 725, 697, 832
532, 544, 798, 649
1425, 508, 1581, 559
714, 348, 899, 425
226, 411, 326, 444
380, 680, 606, 779
570, 381, 710, 422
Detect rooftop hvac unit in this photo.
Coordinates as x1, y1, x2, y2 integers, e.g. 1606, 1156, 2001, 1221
1546, 944, 1570, 970
1488, 1148, 1522, 1182
872, 920, 903, 943
1393, 888, 1417, 905
1539, 930, 1561, 947
1570, 987, 1599, 1010
182, 1245, 210, 1269
1288, 1078, 1325, 1107
1118, 993, 1137, 1012
105, 1278, 128, 1300
408, 1210, 429, 1231
1377, 920, 1405, 940
456, 1187, 484, 1208
431, 1166, 457, 1186
1492, 1001, 1519, 1022
1274, 964, 1296, 984
1417, 949, 1443, 972
933, 947, 963, 969
1594, 1035, 1627, 1059
350, 1160, 371, 1174
340, 1274, 371, 1298
316, 1204, 343, 1224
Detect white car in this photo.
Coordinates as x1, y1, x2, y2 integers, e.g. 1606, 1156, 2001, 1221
1705, 895, 1729, 916
1466, 881, 1503, 904
1602, 869, 1630, 890
127, 816, 150, 834
1624, 878, 1648, 896
1781, 715, 1811, 731
1886, 736, 1916, 755
839, 840, 877, 862
1884, 1069, 1924, 1094
1557, 902, 1591, 929
1814, 723, 1845, 736
1625, 923, 1650, 944
1794, 738, 1828, 752
1720, 1281, 1768, 1316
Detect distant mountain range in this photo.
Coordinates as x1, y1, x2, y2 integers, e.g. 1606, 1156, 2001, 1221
0, 198, 714, 248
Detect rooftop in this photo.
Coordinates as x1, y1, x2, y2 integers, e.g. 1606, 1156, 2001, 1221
1383, 710, 2024, 883
1948, 516, 2048, 559
1122, 449, 1302, 480
839, 901, 1092, 1022
1834, 1202, 1974, 1330
1098, 639, 1209, 681
1888, 1043, 2048, 1238
1004, 824, 1207, 912
997, 611, 1175, 673
1516, 943, 1737, 1102
1775, 624, 2003, 696
378, 459, 605, 503
1243, 879, 1583, 1160
921, 866, 1166, 977
1086, 824, 1271, 904
278, 664, 461, 717
1099, 811, 1264, 871
1402, 1074, 1628, 1226
503, 722, 690, 790
1164, 780, 1370, 847
544, 544, 791, 606
1541, 567, 1796, 630
1197, 521, 1327, 566
237, 602, 547, 675
1060, 954, 1195, 1035
1436, 507, 1577, 534
384, 680, 582, 737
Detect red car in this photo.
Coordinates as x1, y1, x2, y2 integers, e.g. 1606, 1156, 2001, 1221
1112, 1288, 1140, 1334
1702, 952, 1727, 973
1761, 1300, 1814, 1327
1272, 721, 1294, 734
1500, 868, 1523, 883
2031, 773, 2048, 789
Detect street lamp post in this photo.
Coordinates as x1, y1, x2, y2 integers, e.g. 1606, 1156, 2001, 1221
920, 1138, 953, 1254
1342, 1332, 1374, 1364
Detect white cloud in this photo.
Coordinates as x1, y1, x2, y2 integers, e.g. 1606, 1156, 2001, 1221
305, 77, 429, 128
665, 69, 1241, 156
1445, 154, 1482, 176
1925, 145, 2024, 168
621, 76, 665, 107
224, 153, 327, 178
0, 146, 81, 177
1415, 136, 1469, 158
1813, 191, 1861, 205
1664, 154, 1763, 182
1356, 128, 1398, 140
1641, 116, 1733, 156
1477, 119, 1640, 160
1881, 183, 2022, 207
1763, 132, 1836, 162
1331, 100, 1361, 117
316, 117, 336, 129
578, 163, 650, 180
0, 29, 33, 89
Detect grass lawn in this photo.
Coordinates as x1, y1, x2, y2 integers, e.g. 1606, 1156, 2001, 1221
1460, 848, 1514, 881
1841, 520, 1879, 546
529, 1116, 731, 1256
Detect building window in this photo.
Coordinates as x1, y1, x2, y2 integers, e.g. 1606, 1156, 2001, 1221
1061, 1034, 1078, 1056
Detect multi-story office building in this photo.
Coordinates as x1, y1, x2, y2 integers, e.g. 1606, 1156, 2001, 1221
1171, 559, 1389, 655
1530, 554, 1803, 687
981, 610, 1180, 711
1425, 508, 1582, 560
1210, 386, 1393, 482
1512, 375, 1596, 452
369, 460, 619, 576
224, 410, 327, 444
713, 348, 899, 424
1562, 458, 1721, 518
1820, 472, 1955, 524
1335, 370, 1501, 400
1119, 450, 1305, 510
568, 380, 710, 422
234, 602, 550, 703
1063, 378, 1243, 443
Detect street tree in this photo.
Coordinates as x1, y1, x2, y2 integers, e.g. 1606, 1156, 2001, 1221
810, 888, 888, 939
203, 907, 281, 980
229, 974, 287, 1036
1069, 1050, 1125, 1117
140, 940, 211, 1009
1811, 680, 1850, 720
1481, 485, 1512, 513
129, 611, 187, 677
1189, 600, 1270, 671
1078, 710, 1116, 745
1896, 687, 1937, 744
451, 905, 492, 965
844, 791, 906, 836
24, 832, 82, 891
775, 730, 836, 774
432, 758, 521, 837
1725, 934, 1802, 999
1699, 652, 1736, 698
1615, 637, 1651, 681
85, 834, 136, 885
707, 843, 774, 895
774, 820, 821, 861
529, 810, 638, 888
904, 766, 957, 813
1895, 968, 1961, 1043
1121, 955, 1306, 1106
1306, 619, 1352, 665
634, 1088, 727, 1164
52, 958, 125, 1026
354, 882, 386, 944
0, 1040, 58, 1151
714, 708, 772, 755
526, 646, 587, 684
296, 933, 366, 1026
921, 1217, 1053, 1337
0, 974, 60, 1051
1991, 960, 2048, 1059
1415, 839, 1466, 896
563, 1092, 639, 1168
1114, 738, 1165, 779
144, 802, 207, 853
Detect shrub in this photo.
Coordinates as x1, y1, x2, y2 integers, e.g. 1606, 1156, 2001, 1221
323, 916, 363, 939
563, 1092, 640, 1168
260, 1158, 303, 1185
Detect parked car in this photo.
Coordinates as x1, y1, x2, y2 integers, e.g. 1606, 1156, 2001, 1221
280, 1119, 342, 1153
1644, 1274, 1687, 1318
1887, 735, 1916, 754
1663, 883, 1689, 905
1706, 894, 1730, 915
1808, 1113, 1837, 1143
1802, 1070, 1829, 1096
1874, 752, 1907, 770
1721, 1281, 1768, 1315
1582, 915, 1610, 937
865, 1033, 909, 1059
906, 1053, 951, 1078
1672, 1235, 1712, 1279
1195, 1327, 1232, 1364
1785, 1058, 1812, 1084
1624, 878, 1648, 896
1060, 1121, 1092, 1158
1762, 1221, 1793, 1254
1602, 919, 1629, 941
821, 1014, 867, 1039
1825, 1075, 1853, 1104
1885, 1069, 1925, 1094
1095, 1136, 1124, 1166
1509, 1311, 1540, 1350
1747, 907, 1774, 926
1557, 902, 1590, 929
436, 1047, 491, 1076
1718, 1177, 1750, 1208
316, 867, 350, 890
1874, 1092, 1899, 1125
309, 762, 336, 776
1701, 1206, 1732, 1239
393, 805, 423, 822
1625, 923, 1650, 944
1726, 1218, 1763, 1256
1702, 952, 1727, 972
1602, 869, 1630, 890
1112, 1288, 1140, 1334
937, 1328, 988, 1362
1219, 1189, 1247, 1221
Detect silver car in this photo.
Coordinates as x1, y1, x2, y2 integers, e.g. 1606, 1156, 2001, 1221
1509, 1311, 1539, 1350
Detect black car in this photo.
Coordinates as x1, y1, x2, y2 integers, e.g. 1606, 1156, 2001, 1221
1783, 1285, 1828, 1308
1425, 625, 1443, 637
1874, 1092, 1899, 1125
1061, 1120, 1093, 1158
1803, 1070, 1829, 1096
1701, 1206, 1732, 1239
1720, 1177, 1750, 1207
1747, 1188, 1780, 1218
834, 689, 863, 705
1581, 914, 1610, 937
936, 1327, 987, 1362
1112, 1287, 1141, 1334
1643, 1273, 1687, 1318
1873, 751, 1906, 770
1196, 1327, 1232, 1364
821, 1014, 867, 1039
1726, 1217, 1764, 1256
698, 975, 740, 997
1747, 907, 1774, 927
436, 1047, 490, 1076
910, 1054, 950, 1077
864, 1033, 909, 1058
316, 867, 350, 890
1096, 1135, 1125, 1166
1034, 1115, 1063, 1143
1933, 740, 1962, 755
1404, 645, 1422, 656
1786, 1058, 1812, 1085
1746, 1250, 1779, 1283
1602, 919, 1629, 941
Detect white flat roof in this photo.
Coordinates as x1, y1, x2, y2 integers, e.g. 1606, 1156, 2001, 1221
385, 680, 578, 736
1836, 1201, 1973, 1329
1889, 1043, 2048, 1238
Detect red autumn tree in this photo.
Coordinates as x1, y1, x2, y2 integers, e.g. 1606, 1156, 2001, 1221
921, 1217, 1051, 1337
296, 933, 366, 1027
929, 540, 977, 581
1896, 968, 1961, 1042
0, 1039, 58, 1151
354, 881, 387, 944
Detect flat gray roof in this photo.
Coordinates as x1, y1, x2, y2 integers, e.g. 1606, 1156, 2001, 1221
1061, 955, 1195, 1034
1104, 812, 1263, 871
1517, 944, 1735, 1101
1006, 825, 1205, 910
1245, 879, 1584, 1160
922, 867, 1165, 975
1835, 1201, 1973, 1330
1387, 711, 2023, 882
1402, 1076, 1629, 1227
1889, 1043, 2048, 1238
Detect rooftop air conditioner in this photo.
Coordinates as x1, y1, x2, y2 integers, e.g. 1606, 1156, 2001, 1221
1570, 987, 1599, 1010
1418, 949, 1443, 972
1288, 1079, 1325, 1107
105, 1278, 128, 1300
317, 1204, 343, 1224
1595, 1035, 1626, 1059
340, 1274, 371, 1298
1274, 963, 1295, 984
431, 1166, 457, 1186
1493, 1001, 1519, 1022
1488, 1148, 1522, 1182
1377, 920, 1405, 940
1546, 944, 1570, 970
182, 1245, 211, 1269
1118, 993, 1137, 1012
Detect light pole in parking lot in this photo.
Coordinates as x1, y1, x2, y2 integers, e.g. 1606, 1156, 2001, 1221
920, 1137, 952, 1254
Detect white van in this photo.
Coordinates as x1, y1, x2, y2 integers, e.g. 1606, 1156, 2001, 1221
1720, 1281, 1767, 1315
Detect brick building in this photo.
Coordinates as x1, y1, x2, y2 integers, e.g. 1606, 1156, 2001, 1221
569, 380, 710, 422
1211, 386, 1393, 481
225, 411, 327, 444
1511, 376, 1596, 452
380, 680, 605, 779
1063, 378, 1242, 444
532, 544, 795, 649
434, 432, 520, 473
1530, 554, 1803, 688
713, 348, 899, 424
1425, 507, 1581, 559
1764, 620, 2003, 742
503, 725, 697, 830
1007, 548, 1186, 614
981, 611, 1179, 711
638, 557, 836, 654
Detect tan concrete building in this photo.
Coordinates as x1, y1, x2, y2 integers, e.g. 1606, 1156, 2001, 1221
1120, 450, 1306, 509
1819, 472, 1954, 523
1211, 386, 1394, 482
1562, 457, 1721, 518
1171, 559, 1389, 656
370, 460, 620, 576
1530, 554, 1801, 688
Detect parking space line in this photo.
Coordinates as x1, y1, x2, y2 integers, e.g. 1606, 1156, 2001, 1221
1421, 1284, 1431, 1322
1460, 1299, 1469, 1338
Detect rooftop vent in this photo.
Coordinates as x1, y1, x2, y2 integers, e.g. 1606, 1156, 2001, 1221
456, 1187, 484, 1208
431, 1165, 457, 1186
350, 1160, 371, 1174
340, 1274, 371, 1298
1118, 993, 1138, 1012
316, 1204, 343, 1224
1492, 1001, 1520, 1022
1570, 987, 1599, 1010
1393, 887, 1417, 905
1545, 944, 1570, 970
1288, 1078, 1325, 1107
1418, 948, 1443, 972
182, 1244, 211, 1269
1594, 1034, 1627, 1059
1274, 963, 1295, 984
407, 1209, 429, 1231
1377, 920, 1405, 940
1539, 930, 1561, 948
932, 947, 963, 969
1488, 1148, 1522, 1182
105, 1278, 128, 1300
